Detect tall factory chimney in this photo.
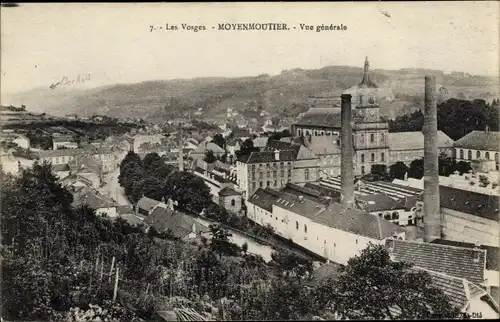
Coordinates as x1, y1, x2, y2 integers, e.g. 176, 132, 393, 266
340, 94, 355, 210
423, 75, 441, 242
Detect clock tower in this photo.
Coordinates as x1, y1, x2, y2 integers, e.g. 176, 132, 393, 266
345, 57, 389, 176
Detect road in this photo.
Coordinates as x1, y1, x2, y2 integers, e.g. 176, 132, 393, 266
101, 167, 131, 206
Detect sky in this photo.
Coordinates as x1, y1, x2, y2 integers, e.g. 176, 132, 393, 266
1, 2, 498, 96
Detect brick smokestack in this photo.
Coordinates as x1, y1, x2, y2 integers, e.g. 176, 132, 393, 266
340, 94, 355, 210
423, 75, 441, 242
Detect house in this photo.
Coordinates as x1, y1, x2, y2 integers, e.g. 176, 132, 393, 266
12, 135, 30, 150
237, 139, 319, 199
262, 124, 286, 133
69, 155, 103, 178
192, 160, 238, 204
386, 238, 499, 317
454, 129, 500, 171
36, 147, 114, 171
356, 193, 416, 226
225, 138, 241, 158
299, 135, 341, 178
52, 134, 78, 150
190, 142, 225, 160
230, 128, 251, 141
247, 188, 405, 265
387, 131, 454, 165
218, 187, 243, 213
62, 174, 96, 190
136, 196, 163, 216
144, 204, 210, 240
430, 239, 499, 295
51, 163, 71, 179
72, 186, 118, 218
252, 137, 268, 150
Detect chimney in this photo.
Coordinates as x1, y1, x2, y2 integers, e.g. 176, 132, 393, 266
274, 149, 280, 161
340, 94, 355, 210
423, 75, 441, 242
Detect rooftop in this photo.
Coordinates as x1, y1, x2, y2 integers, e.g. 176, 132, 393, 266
144, 206, 209, 239
454, 130, 500, 151
239, 150, 296, 164
430, 239, 499, 271
137, 196, 162, 212
218, 187, 241, 197
356, 193, 404, 212
386, 238, 486, 285
247, 188, 281, 212
440, 185, 499, 221
388, 131, 454, 151
37, 147, 112, 158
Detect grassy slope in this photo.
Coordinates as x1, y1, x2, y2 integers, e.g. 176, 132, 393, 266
4, 66, 498, 121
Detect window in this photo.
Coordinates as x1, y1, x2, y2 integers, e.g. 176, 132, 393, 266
371, 153, 375, 162
378, 213, 383, 217
305, 169, 310, 180
381, 153, 385, 162
266, 181, 270, 187
259, 181, 263, 188
392, 212, 399, 220
370, 134, 375, 143
336, 139, 340, 146
496, 153, 499, 163
460, 149, 464, 159
485, 152, 490, 159
359, 95, 363, 105
252, 182, 256, 190
384, 213, 391, 220
361, 154, 365, 163
231, 199, 235, 206
280, 169, 284, 177
273, 170, 277, 177
361, 166, 365, 174
360, 134, 365, 144
468, 150, 472, 160
476, 151, 481, 159
287, 169, 291, 177
298, 130, 302, 136
356, 239, 358, 244
304, 224, 308, 233
296, 221, 299, 230
314, 131, 318, 136
380, 133, 384, 143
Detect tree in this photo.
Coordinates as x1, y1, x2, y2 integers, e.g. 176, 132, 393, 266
212, 134, 226, 150
371, 164, 387, 177
204, 150, 217, 164
270, 249, 313, 281
164, 171, 212, 213
390, 162, 409, 179
409, 158, 424, 179
209, 224, 239, 258
235, 139, 259, 160
323, 244, 459, 320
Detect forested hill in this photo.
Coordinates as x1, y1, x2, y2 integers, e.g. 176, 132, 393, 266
4, 66, 498, 121
389, 98, 500, 140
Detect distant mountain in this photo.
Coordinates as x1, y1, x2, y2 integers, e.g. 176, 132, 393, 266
3, 66, 499, 121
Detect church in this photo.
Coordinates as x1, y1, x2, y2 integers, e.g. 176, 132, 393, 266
291, 57, 453, 176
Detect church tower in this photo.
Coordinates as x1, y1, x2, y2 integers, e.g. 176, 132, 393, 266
346, 57, 389, 176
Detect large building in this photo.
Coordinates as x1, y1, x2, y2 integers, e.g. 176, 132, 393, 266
247, 187, 405, 265
236, 139, 319, 199
454, 129, 500, 171
290, 57, 457, 176
291, 57, 390, 176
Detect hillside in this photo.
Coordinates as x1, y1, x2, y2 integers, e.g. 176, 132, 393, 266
3, 66, 499, 121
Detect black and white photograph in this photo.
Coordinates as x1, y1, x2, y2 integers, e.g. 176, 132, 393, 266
1, 2, 499, 320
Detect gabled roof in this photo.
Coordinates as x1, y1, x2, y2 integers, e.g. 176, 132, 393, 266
440, 185, 499, 221
240, 150, 296, 164
192, 142, 225, 154
72, 188, 117, 209
386, 239, 486, 284
454, 130, 500, 151
356, 193, 404, 212
313, 204, 405, 240
137, 196, 161, 212
218, 187, 241, 197
275, 191, 404, 240
69, 155, 103, 175
430, 239, 499, 272
145, 206, 209, 239
247, 188, 281, 212
388, 131, 454, 151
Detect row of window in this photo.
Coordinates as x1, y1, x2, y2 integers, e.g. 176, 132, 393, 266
251, 178, 290, 190
251, 169, 291, 180
360, 152, 385, 163
251, 162, 291, 170
458, 149, 499, 162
